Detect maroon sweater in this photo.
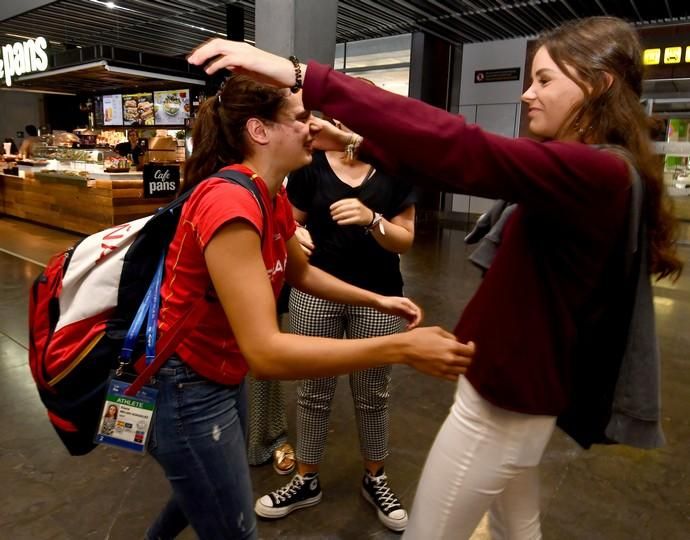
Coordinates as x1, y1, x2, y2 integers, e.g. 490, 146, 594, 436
304, 61, 633, 416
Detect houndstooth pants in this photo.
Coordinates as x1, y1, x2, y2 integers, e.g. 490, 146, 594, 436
289, 288, 405, 464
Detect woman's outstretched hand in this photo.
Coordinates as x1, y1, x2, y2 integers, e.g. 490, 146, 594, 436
402, 328, 475, 381
188, 39, 304, 89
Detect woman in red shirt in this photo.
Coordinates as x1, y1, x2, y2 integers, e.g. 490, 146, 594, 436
189, 16, 682, 540
145, 74, 473, 540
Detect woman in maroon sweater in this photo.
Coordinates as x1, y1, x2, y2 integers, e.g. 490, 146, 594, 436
189, 17, 681, 539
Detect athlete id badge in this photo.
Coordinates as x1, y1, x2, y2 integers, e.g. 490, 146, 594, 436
94, 377, 158, 453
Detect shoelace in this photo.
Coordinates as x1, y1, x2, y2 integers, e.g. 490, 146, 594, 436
273, 475, 305, 503
369, 474, 401, 512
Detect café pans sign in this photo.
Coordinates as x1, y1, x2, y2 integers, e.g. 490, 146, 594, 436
0, 36, 49, 87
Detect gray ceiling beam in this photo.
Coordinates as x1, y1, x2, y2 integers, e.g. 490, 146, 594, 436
426, 0, 514, 40
557, 0, 579, 19
628, 0, 643, 22
391, 0, 495, 41
663, 0, 672, 18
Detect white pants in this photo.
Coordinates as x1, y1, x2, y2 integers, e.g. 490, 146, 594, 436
403, 377, 556, 540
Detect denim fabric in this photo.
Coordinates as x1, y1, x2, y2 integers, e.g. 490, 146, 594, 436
146, 357, 256, 540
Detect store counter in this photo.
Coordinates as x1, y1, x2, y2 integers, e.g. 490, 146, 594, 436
0, 163, 177, 235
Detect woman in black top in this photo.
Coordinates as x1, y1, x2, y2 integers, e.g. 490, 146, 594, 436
115, 129, 144, 165
255, 121, 416, 533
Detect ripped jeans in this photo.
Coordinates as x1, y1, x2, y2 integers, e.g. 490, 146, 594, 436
146, 357, 256, 540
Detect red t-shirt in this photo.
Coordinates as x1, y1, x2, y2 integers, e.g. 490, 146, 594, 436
158, 164, 296, 385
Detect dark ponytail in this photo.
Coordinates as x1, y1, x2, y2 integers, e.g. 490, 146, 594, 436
183, 74, 287, 191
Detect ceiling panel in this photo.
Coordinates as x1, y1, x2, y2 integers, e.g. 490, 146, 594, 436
0, 0, 688, 60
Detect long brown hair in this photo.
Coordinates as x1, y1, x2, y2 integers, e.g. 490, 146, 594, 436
183, 74, 287, 191
537, 16, 682, 280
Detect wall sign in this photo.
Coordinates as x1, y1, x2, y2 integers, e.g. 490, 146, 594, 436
643, 45, 690, 66
664, 47, 682, 64
643, 48, 661, 65
0, 36, 48, 87
474, 67, 521, 84
143, 164, 180, 198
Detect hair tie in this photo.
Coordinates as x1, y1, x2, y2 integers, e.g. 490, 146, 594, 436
216, 76, 229, 104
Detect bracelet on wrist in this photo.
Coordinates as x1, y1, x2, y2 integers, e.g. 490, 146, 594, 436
344, 133, 362, 162
365, 212, 385, 236
288, 55, 302, 94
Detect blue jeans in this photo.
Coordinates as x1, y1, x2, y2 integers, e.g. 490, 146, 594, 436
146, 357, 256, 540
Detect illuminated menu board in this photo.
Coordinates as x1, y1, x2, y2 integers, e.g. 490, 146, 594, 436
102, 94, 123, 126
122, 92, 155, 126
154, 89, 190, 125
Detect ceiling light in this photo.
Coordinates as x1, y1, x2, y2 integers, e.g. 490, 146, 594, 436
6, 33, 33, 40
88, 0, 136, 13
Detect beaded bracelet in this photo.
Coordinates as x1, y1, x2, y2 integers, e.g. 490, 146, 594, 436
289, 55, 302, 93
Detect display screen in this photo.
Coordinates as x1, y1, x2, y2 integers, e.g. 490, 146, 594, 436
122, 92, 155, 126
94, 95, 104, 126
102, 94, 123, 126
153, 89, 190, 125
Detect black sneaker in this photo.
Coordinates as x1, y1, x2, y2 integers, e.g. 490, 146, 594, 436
255, 473, 322, 519
361, 468, 408, 532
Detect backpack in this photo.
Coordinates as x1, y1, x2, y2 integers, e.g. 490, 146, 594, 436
28, 170, 266, 456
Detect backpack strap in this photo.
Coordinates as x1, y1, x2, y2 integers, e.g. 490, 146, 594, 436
125, 293, 208, 396
150, 170, 267, 233
124, 169, 269, 397
594, 145, 644, 276
211, 169, 269, 244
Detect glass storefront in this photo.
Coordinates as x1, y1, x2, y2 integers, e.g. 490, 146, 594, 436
335, 34, 411, 96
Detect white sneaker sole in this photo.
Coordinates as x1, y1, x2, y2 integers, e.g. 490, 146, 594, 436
361, 486, 408, 532
254, 492, 322, 519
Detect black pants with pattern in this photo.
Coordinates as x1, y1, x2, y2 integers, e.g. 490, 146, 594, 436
289, 288, 405, 465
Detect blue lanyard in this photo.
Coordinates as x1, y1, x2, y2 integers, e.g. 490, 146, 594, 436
145, 257, 164, 365
120, 254, 165, 366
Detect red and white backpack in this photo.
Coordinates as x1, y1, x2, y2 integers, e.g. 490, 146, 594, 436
28, 170, 265, 455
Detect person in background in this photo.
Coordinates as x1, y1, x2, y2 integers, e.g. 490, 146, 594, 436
245, 373, 296, 476
144, 72, 473, 540
246, 227, 296, 477
115, 129, 144, 165
189, 15, 682, 539
255, 108, 416, 532
2, 138, 19, 155
18, 125, 39, 158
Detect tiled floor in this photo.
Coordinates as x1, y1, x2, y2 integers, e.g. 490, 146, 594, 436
0, 215, 688, 539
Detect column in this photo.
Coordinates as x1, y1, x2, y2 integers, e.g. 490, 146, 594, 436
408, 32, 455, 218
254, 0, 337, 65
